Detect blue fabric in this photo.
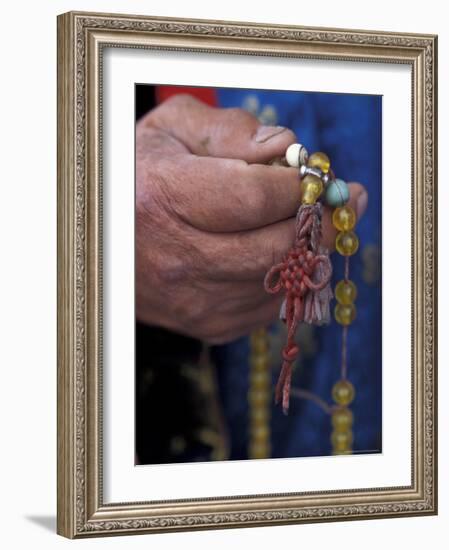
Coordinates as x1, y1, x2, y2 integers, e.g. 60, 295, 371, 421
213, 89, 382, 458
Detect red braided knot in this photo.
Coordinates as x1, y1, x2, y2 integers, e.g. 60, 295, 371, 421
264, 204, 332, 415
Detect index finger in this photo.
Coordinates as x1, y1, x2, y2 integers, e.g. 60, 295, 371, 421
158, 154, 301, 232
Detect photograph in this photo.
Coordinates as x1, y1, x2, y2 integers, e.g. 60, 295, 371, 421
135, 84, 382, 465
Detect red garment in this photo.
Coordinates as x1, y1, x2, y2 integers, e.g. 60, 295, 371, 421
155, 85, 217, 107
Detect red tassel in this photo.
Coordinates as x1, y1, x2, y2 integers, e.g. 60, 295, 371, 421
264, 204, 332, 414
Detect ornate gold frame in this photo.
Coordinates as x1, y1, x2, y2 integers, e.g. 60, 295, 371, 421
57, 11, 438, 539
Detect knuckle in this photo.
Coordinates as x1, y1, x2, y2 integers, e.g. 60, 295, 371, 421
145, 94, 202, 126
159, 93, 202, 114
225, 106, 257, 126
136, 166, 168, 218
163, 93, 197, 108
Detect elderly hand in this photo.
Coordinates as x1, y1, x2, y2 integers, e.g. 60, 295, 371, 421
136, 94, 367, 344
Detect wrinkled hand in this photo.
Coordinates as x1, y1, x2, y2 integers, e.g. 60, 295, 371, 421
136, 95, 367, 344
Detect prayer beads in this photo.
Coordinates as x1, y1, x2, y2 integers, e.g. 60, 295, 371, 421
300, 174, 323, 204
248, 329, 271, 458
307, 151, 330, 173
335, 280, 357, 305
255, 142, 365, 457
331, 197, 360, 453
332, 380, 355, 406
331, 430, 353, 453
332, 205, 356, 232
325, 178, 350, 207
336, 231, 359, 256
335, 303, 356, 326
331, 407, 353, 431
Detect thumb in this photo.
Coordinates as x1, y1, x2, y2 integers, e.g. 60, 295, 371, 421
143, 93, 297, 164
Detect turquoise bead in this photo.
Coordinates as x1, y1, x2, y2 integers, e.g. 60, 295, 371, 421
324, 178, 350, 207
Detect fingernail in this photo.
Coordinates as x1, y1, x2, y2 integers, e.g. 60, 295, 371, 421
356, 191, 368, 219
254, 125, 287, 143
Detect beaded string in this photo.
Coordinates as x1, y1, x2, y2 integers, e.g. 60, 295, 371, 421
330, 202, 359, 454
248, 142, 361, 457
248, 328, 271, 459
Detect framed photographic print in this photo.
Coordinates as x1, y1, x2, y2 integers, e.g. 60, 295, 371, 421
57, 11, 438, 538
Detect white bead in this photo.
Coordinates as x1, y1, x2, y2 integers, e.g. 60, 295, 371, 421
286, 143, 308, 168
286, 143, 301, 167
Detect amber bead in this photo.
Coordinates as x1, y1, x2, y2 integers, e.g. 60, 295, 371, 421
250, 408, 270, 424
331, 407, 354, 432
248, 390, 270, 407
332, 205, 356, 232
252, 328, 266, 339
249, 441, 271, 459
251, 328, 267, 345
301, 174, 323, 204
335, 280, 357, 305
250, 371, 271, 390
332, 380, 355, 406
307, 151, 331, 174
331, 430, 353, 452
335, 231, 359, 256
251, 337, 269, 355
252, 424, 270, 441
335, 303, 356, 326
250, 355, 270, 371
